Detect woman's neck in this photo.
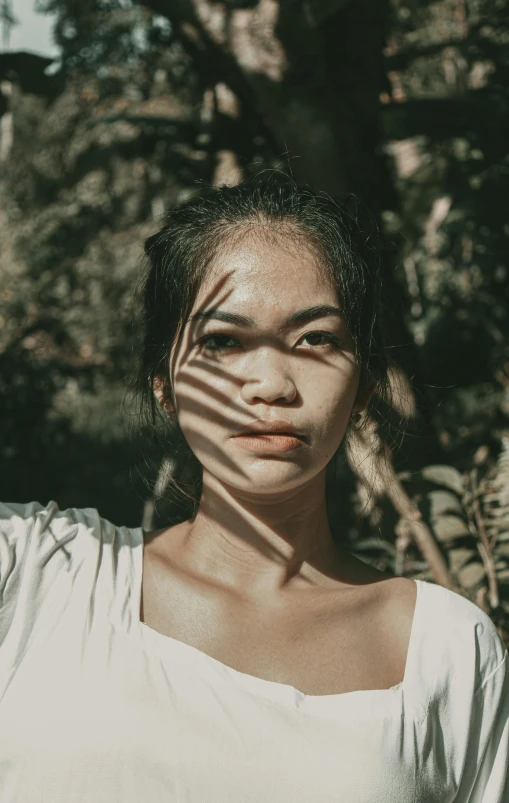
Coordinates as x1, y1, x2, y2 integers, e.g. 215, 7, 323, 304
176, 471, 348, 599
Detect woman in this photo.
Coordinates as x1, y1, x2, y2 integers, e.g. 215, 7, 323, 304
0, 174, 507, 801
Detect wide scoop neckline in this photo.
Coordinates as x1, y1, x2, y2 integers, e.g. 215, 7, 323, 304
132, 526, 423, 707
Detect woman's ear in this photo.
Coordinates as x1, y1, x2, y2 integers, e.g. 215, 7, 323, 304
352, 380, 376, 415
152, 374, 174, 414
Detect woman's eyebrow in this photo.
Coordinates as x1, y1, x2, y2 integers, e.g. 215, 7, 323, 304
283, 305, 343, 328
189, 309, 254, 326
188, 305, 343, 328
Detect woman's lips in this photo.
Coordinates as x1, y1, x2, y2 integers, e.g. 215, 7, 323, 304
232, 433, 303, 453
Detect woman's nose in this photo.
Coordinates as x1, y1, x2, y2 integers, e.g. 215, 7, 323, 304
239, 351, 297, 405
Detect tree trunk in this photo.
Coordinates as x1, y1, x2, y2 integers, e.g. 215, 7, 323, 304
141, 0, 388, 197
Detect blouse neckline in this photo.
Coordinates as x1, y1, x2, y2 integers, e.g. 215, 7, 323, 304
131, 526, 423, 711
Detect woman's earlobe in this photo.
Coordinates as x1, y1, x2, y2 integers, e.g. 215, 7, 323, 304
152, 374, 164, 399
152, 374, 173, 414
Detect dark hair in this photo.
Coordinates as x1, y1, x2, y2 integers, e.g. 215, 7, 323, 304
132, 171, 393, 515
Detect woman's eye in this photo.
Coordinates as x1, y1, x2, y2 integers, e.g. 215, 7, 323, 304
198, 334, 241, 352
300, 332, 342, 348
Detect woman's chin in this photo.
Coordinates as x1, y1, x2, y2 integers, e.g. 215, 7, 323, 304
206, 458, 321, 496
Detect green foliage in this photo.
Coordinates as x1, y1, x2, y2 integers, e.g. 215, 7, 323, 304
383, 0, 509, 395
36, 1, 159, 74
0, 8, 208, 523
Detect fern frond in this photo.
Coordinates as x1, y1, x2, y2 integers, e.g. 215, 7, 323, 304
481, 437, 509, 546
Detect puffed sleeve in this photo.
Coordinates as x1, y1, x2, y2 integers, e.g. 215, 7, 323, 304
1, 502, 44, 643
0, 501, 79, 647
461, 651, 509, 802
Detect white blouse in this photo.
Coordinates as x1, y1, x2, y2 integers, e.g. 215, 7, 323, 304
0, 501, 507, 802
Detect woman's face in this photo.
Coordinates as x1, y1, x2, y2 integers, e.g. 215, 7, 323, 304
169, 231, 365, 495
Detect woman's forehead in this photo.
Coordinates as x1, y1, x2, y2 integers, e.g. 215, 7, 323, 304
193, 235, 337, 317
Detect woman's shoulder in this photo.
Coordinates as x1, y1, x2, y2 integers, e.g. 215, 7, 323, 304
0, 500, 142, 646
415, 578, 507, 692
0, 499, 140, 538
1, 499, 98, 533
0, 500, 142, 588
0, 500, 80, 564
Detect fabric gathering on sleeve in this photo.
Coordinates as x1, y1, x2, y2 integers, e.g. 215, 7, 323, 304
464, 602, 509, 802
0, 500, 79, 647
0, 501, 508, 803
454, 651, 509, 802
413, 579, 509, 803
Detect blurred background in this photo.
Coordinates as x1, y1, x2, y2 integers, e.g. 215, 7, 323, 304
1, 0, 509, 639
